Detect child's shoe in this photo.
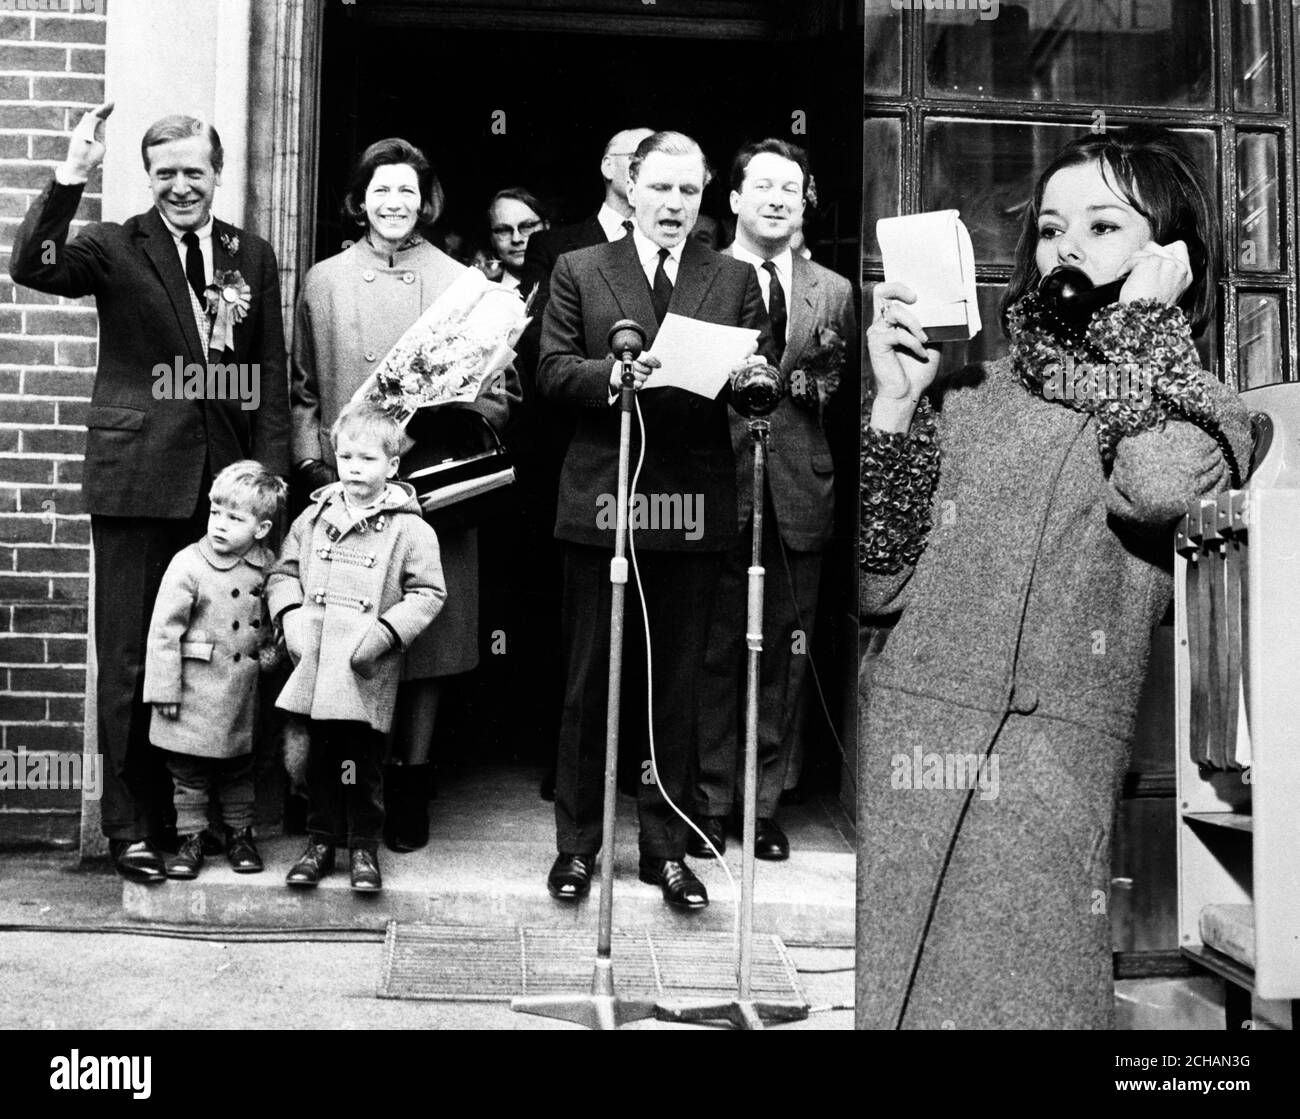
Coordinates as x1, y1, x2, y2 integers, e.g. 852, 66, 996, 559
350, 848, 382, 892
285, 839, 335, 887
225, 826, 263, 874
165, 833, 204, 880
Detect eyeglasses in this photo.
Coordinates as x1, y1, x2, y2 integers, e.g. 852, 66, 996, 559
490, 219, 544, 238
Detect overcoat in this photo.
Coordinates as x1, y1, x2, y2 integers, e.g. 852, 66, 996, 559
857, 337, 1251, 1029
267, 482, 446, 734
290, 236, 520, 677
142, 538, 274, 759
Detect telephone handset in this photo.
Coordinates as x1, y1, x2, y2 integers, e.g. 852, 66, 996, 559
1033, 254, 1242, 488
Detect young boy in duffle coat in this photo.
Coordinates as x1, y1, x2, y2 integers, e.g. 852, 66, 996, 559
144, 460, 287, 879
267, 402, 446, 892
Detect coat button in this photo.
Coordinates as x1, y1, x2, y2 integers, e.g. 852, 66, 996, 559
232, 620, 240, 631
362, 270, 376, 282
250, 587, 261, 597
251, 618, 260, 628
402, 272, 415, 284
233, 652, 241, 662
365, 351, 377, 362
231, 588, 240, 598
1009, 684, 1039, 714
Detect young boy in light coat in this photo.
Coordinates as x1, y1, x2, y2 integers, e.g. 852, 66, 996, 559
268, 403, 445, 891
144, 461, 287, 879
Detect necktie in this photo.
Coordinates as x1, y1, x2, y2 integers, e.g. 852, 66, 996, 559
182, 231, 206, 305
762, 260, 787, 361
651, 247, 672, 324
621, 219, 634, 238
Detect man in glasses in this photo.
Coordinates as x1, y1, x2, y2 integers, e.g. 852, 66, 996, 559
486, 187, 549, 292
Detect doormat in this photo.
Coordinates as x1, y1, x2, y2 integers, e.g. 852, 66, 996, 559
377, 922, 806, 1004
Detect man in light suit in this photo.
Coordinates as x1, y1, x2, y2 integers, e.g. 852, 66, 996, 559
693, 139, 857, 861
538, 131, 771, 910
9, 104, 289, 881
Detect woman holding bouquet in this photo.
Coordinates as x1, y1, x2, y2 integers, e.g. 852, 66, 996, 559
857, 128, 1251, 1028
290, 138, 520, 850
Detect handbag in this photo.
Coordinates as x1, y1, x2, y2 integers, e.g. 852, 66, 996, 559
399, 404, 516, 528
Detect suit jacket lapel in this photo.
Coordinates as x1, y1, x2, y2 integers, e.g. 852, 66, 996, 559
598, 234, 659, 341
139, 208, 206, 365
670, 235, 718, 322
782, 253, 818, 374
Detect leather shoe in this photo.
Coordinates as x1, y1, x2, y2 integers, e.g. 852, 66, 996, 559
285, 839, 335, 887
754, 817, 790, 861
225, 826, 263, 874
547, 852, 593, 901
350, 848, 382, 892
686, 815, 726, 859
164, 833, 204, 879
639, 856, 708, 910
110, 838, 166, 883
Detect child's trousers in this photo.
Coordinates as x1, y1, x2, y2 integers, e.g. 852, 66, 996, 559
163, 751, 255, 835
305, 720, 385, 852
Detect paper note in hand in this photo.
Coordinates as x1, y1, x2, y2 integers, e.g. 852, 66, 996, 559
642, 313, 760, 399
876, 210, 982, 342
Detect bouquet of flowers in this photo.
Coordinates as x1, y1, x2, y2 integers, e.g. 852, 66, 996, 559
352, 267, 532, 424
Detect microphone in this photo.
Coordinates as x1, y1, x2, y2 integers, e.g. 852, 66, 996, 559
608, 319, 646, 362
729, 358, 786, 418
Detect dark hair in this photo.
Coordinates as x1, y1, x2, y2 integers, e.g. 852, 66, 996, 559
628, 131, 713, 186
729, 138, 810, 196
1001, 126, 1217, 337
486, 187, 548, 228
141, 115, 224, 175
341, 138, 444, 232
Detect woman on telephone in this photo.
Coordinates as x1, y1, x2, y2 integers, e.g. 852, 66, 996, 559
857, 127, 1251, 1029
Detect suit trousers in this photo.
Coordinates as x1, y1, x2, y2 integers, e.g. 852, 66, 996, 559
555, 543, 721, 860
696, 502, 823, 818
92, 501, 209, 841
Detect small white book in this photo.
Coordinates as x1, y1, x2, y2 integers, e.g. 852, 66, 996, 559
876, 210, 982, 342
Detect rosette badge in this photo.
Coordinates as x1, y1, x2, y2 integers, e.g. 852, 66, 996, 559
204, 270, 251, 353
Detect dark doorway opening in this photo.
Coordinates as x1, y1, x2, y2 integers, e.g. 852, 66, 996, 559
314, 2, 861, 802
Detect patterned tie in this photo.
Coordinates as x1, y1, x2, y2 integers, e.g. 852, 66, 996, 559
762, 260, 787, 361
651, 247, 673, 324
182, 231, 206, 304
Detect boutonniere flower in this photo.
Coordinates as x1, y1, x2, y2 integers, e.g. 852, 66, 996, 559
220, 231, 240, 256
789, 326, 846, 412
204, 269, 251, 352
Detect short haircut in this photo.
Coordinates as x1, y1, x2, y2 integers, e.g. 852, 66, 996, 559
209, 460, 286, 523
628, 131, 713, 186
141, 115, 224, 175
603, 127, 654, 158
487, 187, 548, 227
341, 137, 444, 232
332, 401, 405, 459
1001, 126, 1218, 338
729, 138, 810, 196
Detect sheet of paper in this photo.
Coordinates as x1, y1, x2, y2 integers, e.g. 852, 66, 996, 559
642, 312, 760, 398
876, 209, 981, 341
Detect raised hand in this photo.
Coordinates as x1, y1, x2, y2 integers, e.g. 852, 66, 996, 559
64, 101, 113, 182
866, 281, 942, 432
1118, 239, 1192, 308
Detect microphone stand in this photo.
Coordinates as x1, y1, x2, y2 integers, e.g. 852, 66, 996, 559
655, 413, 808, 1030
512, 331, 656, 1030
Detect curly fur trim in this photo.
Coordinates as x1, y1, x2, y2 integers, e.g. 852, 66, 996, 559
859, 396, 940, 574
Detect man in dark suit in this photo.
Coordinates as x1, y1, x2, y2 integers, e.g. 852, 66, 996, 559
510, 127, 652, 799
538, 131, 771, 911
693, 140, 857, 861
9, 103, 289, 881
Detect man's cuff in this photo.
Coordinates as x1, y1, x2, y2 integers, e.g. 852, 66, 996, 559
54, 165, 89, 187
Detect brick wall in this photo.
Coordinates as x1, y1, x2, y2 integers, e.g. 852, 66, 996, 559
0, 2, 106, 848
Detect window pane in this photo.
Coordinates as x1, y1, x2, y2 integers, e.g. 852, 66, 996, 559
924, 0, 1212, 108
1232, 0, 1277, 112
922, 119, 1217, 268
1236, 132, 1282, 274
864, 0, 902, 96
862, 117, 900, 263
1237, 292, 1285, 389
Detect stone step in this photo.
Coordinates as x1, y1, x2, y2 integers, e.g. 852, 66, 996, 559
121, 767, 856, 946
